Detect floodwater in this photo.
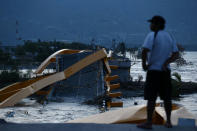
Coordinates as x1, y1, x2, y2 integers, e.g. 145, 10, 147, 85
129, 51, 197, 82
0, 97, 101, 123
0, 94, 197, 123
0, 52, 197, 123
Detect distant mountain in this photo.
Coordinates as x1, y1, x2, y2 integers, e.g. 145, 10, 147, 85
0, 0, 197, 49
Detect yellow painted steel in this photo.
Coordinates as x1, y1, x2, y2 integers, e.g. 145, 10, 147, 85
103, 58, 111, 74
67, 103, 197, 126
35, 49, 84, 74
0, 49, 108, 108
0, 74, 53, 103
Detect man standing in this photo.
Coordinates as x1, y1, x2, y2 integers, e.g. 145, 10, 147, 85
137, 15, 179, 129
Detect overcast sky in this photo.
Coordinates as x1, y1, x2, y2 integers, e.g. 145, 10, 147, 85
0, 0, 197, 47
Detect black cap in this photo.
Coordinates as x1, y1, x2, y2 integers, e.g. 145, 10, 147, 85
148, 15, 166, 25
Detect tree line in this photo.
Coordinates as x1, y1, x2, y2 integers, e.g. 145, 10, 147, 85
0, 40, 95, 70
0, 40, 95, 88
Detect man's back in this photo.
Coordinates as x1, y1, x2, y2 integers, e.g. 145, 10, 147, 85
143, 30, 178, 71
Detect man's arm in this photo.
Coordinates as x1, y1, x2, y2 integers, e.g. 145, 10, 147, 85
163, 51, 179, 70
141, 48, 150, 71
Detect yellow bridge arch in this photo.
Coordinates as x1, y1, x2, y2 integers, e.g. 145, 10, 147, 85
0, 49, 112, 108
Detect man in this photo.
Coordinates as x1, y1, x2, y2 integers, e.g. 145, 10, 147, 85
137, 15, 179, 129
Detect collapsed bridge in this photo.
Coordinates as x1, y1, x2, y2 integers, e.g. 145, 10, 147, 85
0, 49, 123, 108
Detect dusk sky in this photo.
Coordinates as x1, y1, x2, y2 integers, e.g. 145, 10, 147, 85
0, 0, 197, 47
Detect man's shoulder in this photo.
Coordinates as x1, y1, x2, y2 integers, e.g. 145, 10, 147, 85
147, 32, 154, 37
145, 32, 154, 40
143, 32, 155, 49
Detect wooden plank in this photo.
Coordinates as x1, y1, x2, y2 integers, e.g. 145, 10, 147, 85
109, 83, 120, 90
103, 58, 111, 74
109, 65, 119, 70
110, 101, 123, 107
35, 49, 83, 74
105, 75, 119, 81
105, 83, 120, 92
50, 57, 56, 63
107, 101, 123, 108
108, 92, 122, 98
0, 49, 108, 108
